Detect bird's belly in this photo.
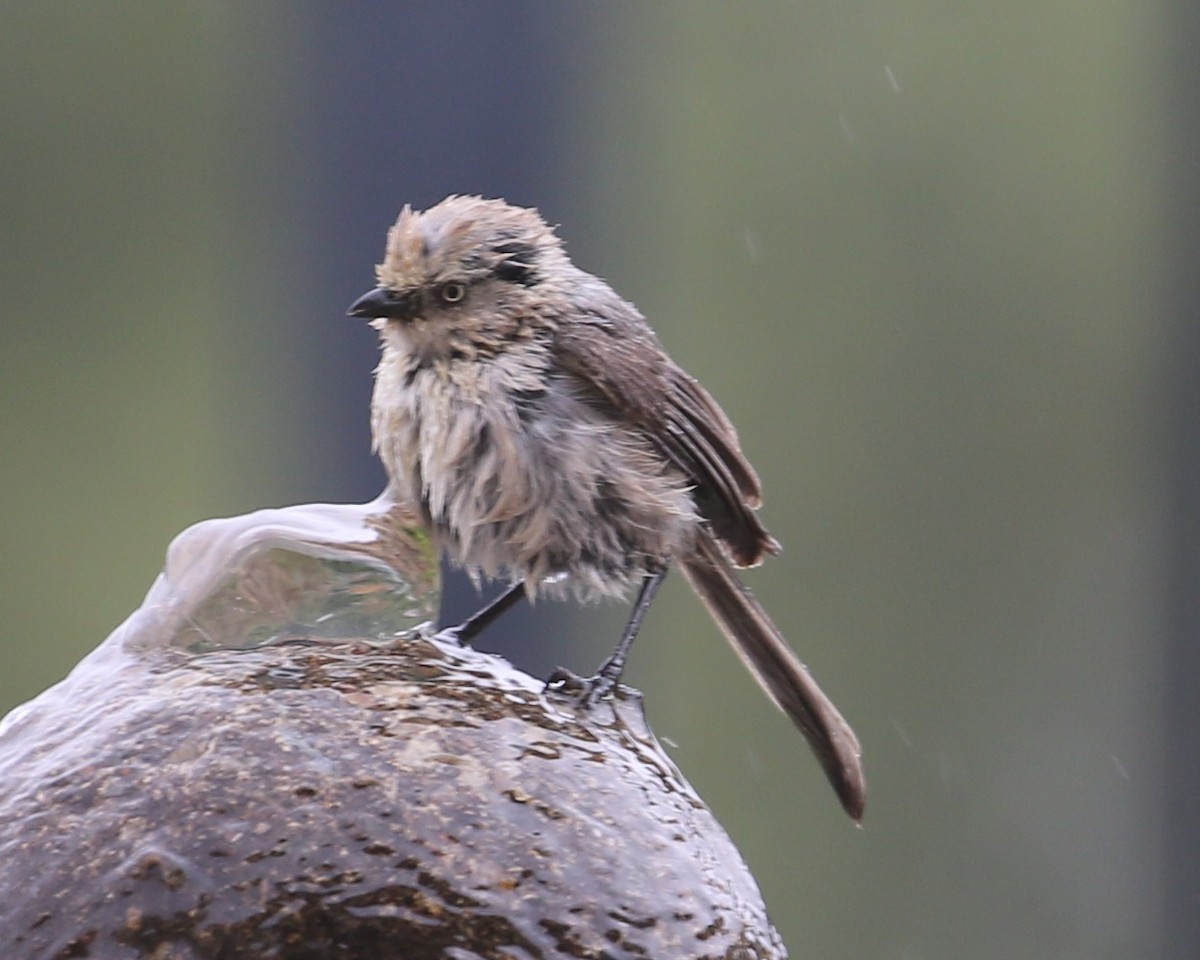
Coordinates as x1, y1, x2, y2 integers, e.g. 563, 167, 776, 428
377, 368, 696, 600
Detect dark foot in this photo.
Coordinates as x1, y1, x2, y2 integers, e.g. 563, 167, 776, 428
437, 582, 527, 648
545, 665, 621, 708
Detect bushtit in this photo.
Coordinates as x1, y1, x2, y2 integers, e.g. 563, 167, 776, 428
349, 196, 865, 820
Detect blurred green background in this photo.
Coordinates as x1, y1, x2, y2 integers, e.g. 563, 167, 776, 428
0, 3, 1188, 957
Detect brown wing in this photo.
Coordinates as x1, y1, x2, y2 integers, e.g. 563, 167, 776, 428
553, 305, 780, 567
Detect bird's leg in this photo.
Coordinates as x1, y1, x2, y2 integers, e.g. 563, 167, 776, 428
435, 581, 526, 646
548, 566, 668, 705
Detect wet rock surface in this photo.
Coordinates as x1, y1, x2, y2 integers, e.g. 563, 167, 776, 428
0, 501, 787, 959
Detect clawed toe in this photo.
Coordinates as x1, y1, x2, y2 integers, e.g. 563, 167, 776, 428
545, 667, 618, 707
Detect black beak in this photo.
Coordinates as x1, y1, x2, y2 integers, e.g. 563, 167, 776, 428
347, 286, 402, 319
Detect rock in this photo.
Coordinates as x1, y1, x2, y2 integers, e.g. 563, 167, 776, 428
0, 498, 787, 959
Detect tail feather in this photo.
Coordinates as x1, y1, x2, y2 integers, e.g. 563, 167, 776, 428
681, 529, 866, 821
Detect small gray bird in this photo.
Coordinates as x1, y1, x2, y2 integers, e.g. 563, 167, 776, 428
349, 196, 865, 819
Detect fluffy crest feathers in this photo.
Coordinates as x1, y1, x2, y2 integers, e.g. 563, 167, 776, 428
376, 195, 562, 292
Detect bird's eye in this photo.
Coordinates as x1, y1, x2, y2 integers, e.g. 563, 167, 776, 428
439, 281, 467, 304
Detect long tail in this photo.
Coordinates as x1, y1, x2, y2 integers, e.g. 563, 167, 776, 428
680, 528, 866, 821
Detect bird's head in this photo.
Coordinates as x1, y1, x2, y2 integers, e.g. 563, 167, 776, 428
348, 196, 567, 360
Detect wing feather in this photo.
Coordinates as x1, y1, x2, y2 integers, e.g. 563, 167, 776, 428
553, 308, 779, 567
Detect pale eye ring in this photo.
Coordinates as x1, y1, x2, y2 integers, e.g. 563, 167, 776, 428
439, 281, 467, 304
